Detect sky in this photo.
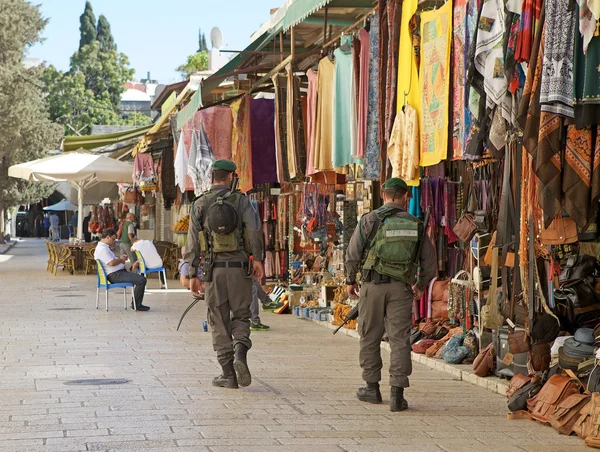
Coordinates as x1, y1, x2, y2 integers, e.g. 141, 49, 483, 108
29, 0, 279, 84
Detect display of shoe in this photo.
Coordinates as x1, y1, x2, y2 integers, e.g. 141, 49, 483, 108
250, 321, 270, 331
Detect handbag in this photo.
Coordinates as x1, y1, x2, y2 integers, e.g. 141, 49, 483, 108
554, 279, 600, 332
481, 247, 504, 330
508, 330, 531, 354
441, 335, 470, 364
548, 392, 591, 435
507, 377, 543, 413
474, 210, 490, 232
410, 330, 425, 345
584, 393, 600, 447
527, 370, 583, 423
541, 216, 579, 245
453, 213, 478, 243
530, 342, 551, 372
431, 301, 449, 320
412, 339, 436, 354
506, 374, 531, 399
573, 398, 594, 439
559, 255, 600, 284
123, 187, 143, 204
473, 343, 495, 377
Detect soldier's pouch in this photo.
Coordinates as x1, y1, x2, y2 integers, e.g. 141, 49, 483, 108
198, 230, 209, 253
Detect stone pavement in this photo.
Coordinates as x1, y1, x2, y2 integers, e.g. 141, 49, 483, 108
0, 239, 590, 452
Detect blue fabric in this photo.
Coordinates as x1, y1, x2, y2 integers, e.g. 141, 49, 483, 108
409, 186, 422, 217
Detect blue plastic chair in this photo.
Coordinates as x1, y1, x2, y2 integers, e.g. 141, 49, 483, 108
135, 250, 168, 289
95, 259, 135, 312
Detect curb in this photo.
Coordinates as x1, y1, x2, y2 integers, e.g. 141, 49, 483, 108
304, 316, 509, 397
0, 240, 17, 255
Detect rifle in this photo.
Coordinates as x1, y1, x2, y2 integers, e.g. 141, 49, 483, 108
333, 206, 432, 335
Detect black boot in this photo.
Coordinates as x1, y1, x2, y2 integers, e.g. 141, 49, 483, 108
212, 362, 238, 389
390, 386, 409, 412
356, 383, 382, 404
233, 343, 252, 387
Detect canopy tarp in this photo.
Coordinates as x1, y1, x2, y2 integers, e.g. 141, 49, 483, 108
8, 152, 132, 240
62, 125, 152, 152
43, 199, 77, 212
283, 0, 374, 30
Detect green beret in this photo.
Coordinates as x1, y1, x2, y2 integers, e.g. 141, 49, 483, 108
383, 178, 409, 191
212, 159, 237, 172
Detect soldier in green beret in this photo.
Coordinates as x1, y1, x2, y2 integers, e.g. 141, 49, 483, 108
345, 177, 436, 411
185, 159, 265, 389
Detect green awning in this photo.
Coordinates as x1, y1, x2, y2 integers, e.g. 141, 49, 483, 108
283, 0, 375, 31
63, 125, 152, 152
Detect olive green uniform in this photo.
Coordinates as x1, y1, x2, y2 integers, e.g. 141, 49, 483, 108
345, 203, 436, 388
185, 184, 264, 367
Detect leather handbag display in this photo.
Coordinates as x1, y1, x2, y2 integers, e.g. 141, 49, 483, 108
527, 371, 583, 424
588, 359, 600, 392
530, 342, 551, 372
508, 330, 531, 354
548, 392, 591, 435
453, 213, 478, 243
573, 398, 594, 439
584, 393, 600, 447
541, 216, 578, 245
554, 279, 600, 332
412, 339, 436, 354
507, 377, 543, 413
431, 301, 449, 320
559, 255, 599, 284
474, 210, 491, 232
473, 343, 495, 377
481, 247, 504, 330
506, 374, 531, 399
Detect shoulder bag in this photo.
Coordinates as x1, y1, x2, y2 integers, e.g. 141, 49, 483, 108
527, 370, 583, 423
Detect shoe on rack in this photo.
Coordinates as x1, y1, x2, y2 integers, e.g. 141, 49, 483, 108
212, 362, 239, 389
250, 321, 270, 331
390, 386, 409, 412
356, 383, 383, 404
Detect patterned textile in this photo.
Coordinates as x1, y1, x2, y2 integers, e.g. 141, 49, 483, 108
357, 28, 370, 159
306, 69, 318, 176
540, 0, 575, 118
294, 75, 307, 179
250, 99, 278, 185
187, 124, 215, 195
199, 106, 232, 160
313, 58, 335, 173
230, 96, 253, 194
573, 24, 600, 128
445, 181, 460, 244
535, 111, 563, 226
397, 0, 422, 176
420, 2, 453, 167
385, 0, 402, 144
286, 65, 299, 179
515, 0, 543, 62
387, 105, 420, 184
273, 74, 289, 181
452, 0, 468, 160
378, 0, 389, 182
564, 126, 600, 229
576, 0, 600, 54
365, 13, 381, 180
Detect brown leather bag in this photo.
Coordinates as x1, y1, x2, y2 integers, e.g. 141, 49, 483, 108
574, 398, 594, 439
412, 339, 436, 354
549, 392, 591, 435
541, 216, 578, 245
432, 279, 449, 301
584, 393, 600, 446
527, 371, 583, 423
530, 342, 551, 372
123, 188, 143, 204
508, 330, 531, 354
473, 343, 495, 377
431, 301, 449, 320
506, 374, 531, 398
453, 213, 478, 243
418, 319, 440, 336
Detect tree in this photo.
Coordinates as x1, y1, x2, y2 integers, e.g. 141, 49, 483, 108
0, 1, 63, 242
198, 29, 208, 53
97, 14, 116, 52
176, 51, 209, 79
79, 1, 96, 50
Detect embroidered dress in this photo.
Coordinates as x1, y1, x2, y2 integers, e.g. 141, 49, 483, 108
365, 13, 381, 180
387, 105, 420, 184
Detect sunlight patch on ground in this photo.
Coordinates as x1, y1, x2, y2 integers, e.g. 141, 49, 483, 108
0, 255, 14, 264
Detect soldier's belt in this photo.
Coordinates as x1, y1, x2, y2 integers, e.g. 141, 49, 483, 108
213, 261, 249, 268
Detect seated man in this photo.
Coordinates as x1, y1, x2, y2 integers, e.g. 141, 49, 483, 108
178, 247, 204, 295
130, 237, 166, 289
94, 229, 150, 311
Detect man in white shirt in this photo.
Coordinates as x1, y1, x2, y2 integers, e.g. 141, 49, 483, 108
131, 238, 166, 289
94, 229, 150, 311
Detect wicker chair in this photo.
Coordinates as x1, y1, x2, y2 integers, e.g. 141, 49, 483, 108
155, 242, 178, 279
84, 244, 98, 275
45, 241, 54, 272
54, 245, 75, 275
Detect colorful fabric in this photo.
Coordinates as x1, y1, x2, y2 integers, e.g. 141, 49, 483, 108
250, 98, 278, 185
333, 43, 358, 169
199, 106, 232, 160
286, 65, 299, 179
397, 0, 421, 166
385, 0, 402, 144
452, 0, 468, 159
573, 23, 600, 128
306, 69, 319, 176
294, 75, 307, 179
230, 96, 253, 194
174, 134, 188, 194
540, 0, 575, 118
564, 125, 600, 229
357, 28, 370, 159
313, 57, 335, 172
516, 0, 543, 62
387, 105, 420, 184
273, 74, 289, 181
378, 0, 389, 181
535, 111, 563, 225
576, 0, 600, 54
420, 2, 453, 167
187, 124, 215, 195
365, 13, 381, 180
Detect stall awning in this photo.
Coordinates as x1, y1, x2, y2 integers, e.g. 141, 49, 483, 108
62, 125, 152, 152
283, 0, 375, 31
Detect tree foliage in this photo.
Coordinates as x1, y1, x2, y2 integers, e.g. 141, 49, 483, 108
176, 51, 209, 79
0, 0, 63, 240
79, 1, 96, 49
198, 29, 208, 53
97, 14, 116, 53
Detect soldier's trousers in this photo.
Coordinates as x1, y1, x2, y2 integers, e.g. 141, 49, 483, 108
357, 281, 413, 388
205, 266, 253, 366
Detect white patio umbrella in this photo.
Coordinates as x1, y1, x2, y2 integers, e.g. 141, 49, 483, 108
43, 199, 78, 225
9, 152, 133, 240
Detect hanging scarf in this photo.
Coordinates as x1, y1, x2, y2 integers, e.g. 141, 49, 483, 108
365, 13, 382, 180
187, 124, 215, 195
